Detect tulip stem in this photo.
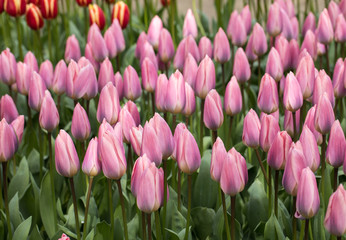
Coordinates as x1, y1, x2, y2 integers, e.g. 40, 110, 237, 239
268, 165, 272, 216
151, 92, 155, 115
333, 167, 338, 192
108, 179, 114, 240
212, 130, 217, 144
147, 214, 152, 240
155, 211, 162, 240
254, 148, 269, 185
184, 175, 192, 240
257, 57, 261, 86
334, 42, 338, 65
84, 7, 89, 41
127, 144, 133, 175
274, 170, 279, 217
172, 114, 177, 131
178, 170, 181, 211
337, 237, 342, 240
86, 100, 90, 118
47, 20, 53, 62
221, 191, 231, 240
116, 56, 120, 73
200, 99, 205, 152
116, 180, 129, 240
230, 195, 236, 240
82, 177, 93, 240
162, 159, 167, 234
26, 96, 32, 127
3, 162, 12, 240
141, 212, 147, 240
292, 196, 297, 240
221, 63, 226, 93
324, 44, 330, 76
292, 111, 297, 141
304, 219, 309, 240
227, 116, 233, 148
48, 132, 58, 231
69, 178, 81, 240
231, 44, 235, 76
321, 134, 326, 201
16, 18, 23, 60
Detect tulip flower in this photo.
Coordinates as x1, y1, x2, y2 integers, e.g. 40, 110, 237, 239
39, 60, 53, 89
119, 106, 136, 144
299, 125, 320, 172
16, 62, 32, 95
284, 109, 300, 137
183, 53, 198, 90
151, 113, 174, 159
302, 13, 316, 37
210, 137, 227, 182
75, 0, 91, 7
0, 119, 18, 162
11, 115, 24, 143
257, 73, 279, 114
275, 35, 290, 70
82, 138, 101, 177
267, 3, 282, 37
158, 28, 174, 63
135, 32, 147, 59
332, 58, 346, 98
227, 11, 247, 46
111, 1, 130, 29
204, 89, 223, 131
280, 8, 294, 40
328, 1, 341, 28
259, 114, 280, 152
198, 36, 213, 59
131, 154, 152, 197
24, 52, 38, 73
195, 56, 215, 99
265, 48, 283, 82
98, 58, 115, 92
304, 105, 323, 145
0, 49, 17, 86
312, 70, 335, 107
141, 58, 158, 93
39, 90, 59, 132
183, 9, 197, 38
89, 4, 105, 30
155, 74, 168, 112
245, 33, 258, 62
182, 82, 196, 117
97, 82, 120, 125
296, 54, 315, 99
28, 72, 46, 111
241, 5, 252, 34
242, 109, 261, 148
173, 36, 200, 70
88, 26, 108, 62
289, 39, 300, 69
130, 125, 143, 156
123, 65, 142, 101
73, 62, 98, 100
224, 76, 242, 116
324, 185, 346, 236
252, 23, 267, 56
316, 9, 334, 44
39, 0, 57, 19
139, 41, 158, 70
0, 94, 18, 123
55, 130, 80, 177
114, 72, 123, 100
213, 28, 230, 64
4, 0, 25, 16
335, 14, 346, 43
65, 35, 81, 64
147, 15, 163, 49
267, 131, 292, 170
105, 19, 126, 58
52, 60, 67, 95
283, 72, 303, 112
233, 48, 251, 83
314, 93, 335, 135
141, 121, 163, 166
220, 148, 248, 196
295, 167, 320, 219
26, 3, 44, 30
166, 70, 186, 114
326, 120, 346, 168
171, 123, 187, 160
71, 103, 90, 141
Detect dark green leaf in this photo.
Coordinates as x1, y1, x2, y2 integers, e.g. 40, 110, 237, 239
8, 157, 30, 200
12, 216, 32, 240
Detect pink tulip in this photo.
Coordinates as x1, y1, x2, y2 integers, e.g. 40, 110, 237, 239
0, 119, 18, 162
316, 9, 334, 44
39, 90, 59, 132
195, 56, 215, 99
241, 5, 252, 34
52, 60, 67, 95
11, 115, 24, 144
0, 49, 17, 86
123, 65, 142, 101
104, 28, 117, 59
267, 131, 292, 170
171, 123, 187, 161
224, 76, 242, 116
130, 125, 143, 156
289, 39, 300, 69
174, 35, 201, 68
315, 93, 335, 135
296, 54, 315, 99
0, 94, 18, 123
155, 74, 168, 112
58, 234, 70, 240
233, 48, 251, 83
65, 35, 81, 63
108, 19, 125, 57
183, 9, 197, 38
275, 35, 290, 70
147, 15, 163, 49
335, 14, 346, 42
140, 41, 158, 70
295, 167, 320, 219
304, 105, 323, 145
326, 120, 346, 168
166, 70, 186, 114
328, 1, 341, 28
141, 58, 158, 92
119, 106, 136, 144
283, 72, 303, 112
16, 62, 32, 95
284, 109, 300, 137
135, 32, 147, 59
182, 82, 196, 117
183, 53, 198, 90
98, 58, 115, 92
213, 28, 230, 64
114, 72, 124, 100
55, 130, 80, 177
242, 109, 261, 148
267, 3, 282, 37
141, 121, 163, 166
259, 114, 280, 152
198, 36, 213, 59
341, 0, 346, 17
74, 62, 98, 100
203, 89, 223, 130
158, 28, 174, 63
97, 82, 120, 125
333, 58, 346, 98
292, 18, 300, 40
227, 11, 247, 46
266, 47, 283, 82
85, 42, 100, 73
211, 137, 227, 182
252, 23, 267, 56
313, 70, 335, 107
28, 72, 46, 111
245, 33, 258, 62
82, 137, 101, 176
302, 13, 316, 37
131, 154, 152, 197
257, 73, 279, 114
89, 26, 108, 62
299, 125, 320, 172
24, 51, 38, 72
71, 103, 90, 141
39, 60, 53, 89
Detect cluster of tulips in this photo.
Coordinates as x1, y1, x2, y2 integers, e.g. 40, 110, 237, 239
0, 0, 346, 239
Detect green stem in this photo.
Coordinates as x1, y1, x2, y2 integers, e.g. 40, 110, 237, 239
1, 15, 9, 47
184, 175, 192, 240
142, 212, 147, 240
254, 148, 269, 185
268, 165, 272, 216
12, 156, 16, 175
231, 44, 235, 78
292, 111, 297, 141
324, 44, 330, 76
293, 196, 297, 240
200, 99, 205, 152
3, 162, 12, 240
177, 169, 181, 211
26, 96, 32, 127
334, 42, 338, 66
221, 191, 231, 240
47, 20, 52, 62
212, 130, 217, 144
215, 0, 222, 28
82, 177, 93, 240
162, 159, 167, 234
39, 128, 44, 181
48, 132, 58, 230
108, 179, 114, 240
304, 219, 309, 240
274, 170, 279, 217
127, 144, 133, 176
155, 211, 162, 240
84, 7, 89, 41
258, 57, 261, 86
147, 214, 152, 240
16, 18, 23, 60
221, 63, 226, 93
116, 180, 128, 240
70, 178, 81, 240
228, 117, 234, 148
192, 0, 206, 36
151, 92, 155, 116
116, 55, 120, 73
144, 0, 149, 29
321, 134, 326, 199
230, 196, 236, 240
0, 163, 2, 210
333, 167, 338, 192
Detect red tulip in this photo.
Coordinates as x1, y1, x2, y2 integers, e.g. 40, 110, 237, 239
111, 1, 130, 29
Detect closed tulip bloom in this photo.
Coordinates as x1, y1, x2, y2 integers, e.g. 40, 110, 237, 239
313, 70, 335, 107
135, 32, 147, 59
130, 125, 143, 156
52, 60, 67, 95
283, 72, 303, 112
211, 137, 227, 182
183, 9, 197, 38
245, 33, 258, 62
173, 37, 199, 70
16, 62, 32, 96
224, 76, 242, 116
257, 73, 279, 114
233, 48, 251, 83
295, 167, 320, 219
267, 131, 292, 170
158, 28, 174, 63
89, 4, 105, 30
39, 60, 53, 89
65, 35, 81, 64
213, 28, 230, 64
155, 74, 168, 112
282, 143, 306, 196
105, 19, 126, 58
315, 93, 335, 135
195, 56, 215, 99
182, 83, 196, 117
0, 94, 18, 123
176, 128, 201, 174
28, 72, 46, 111
0, 119, 18, 162
71, 103, 90, 141
241, 5, 252, 34
242, 109, 261, 148
147, 16, 163, 49
98, 58, 115, 92
65, 60, 80, 98
279, 8, 294, 40
333, 58, 346, 98
324, 185, 346, 236
114, 72, 124, 100
89, 27, 108, 62
11, 115, 24, 143
259, 114, 280, 152
198, 36, 213, 59
275, 35, 291, 70
171, 123, 187, 160
131, 154, 152, 197
74, 63, 98, 100
296, 54, 315, 99
99, 128, 127, 179
55, 130, 79, 177
139, 41, 158, 70
289, 39, 300, 69
284, 109, 300, 137
119, 107, 136, 144
166, 70, 186, 114
183, 53, 198, 90
0, 49, 17, 85
75, 0, 91, 7
267, 3, 282, 37
328, 1, 341, 28
111, 1, 130, 29
326, 120, 346, 168
252, 23, 267, 56
40, 0, 57, 19
137, 163, 164, 213
141, 122, 163, 166
24, 51, 38, 73
299, 125, 320, 171
304, 105, 323, 145
141, 58, 158, 92
97, 82, 120, 125
227, 11, 247, 46
81, 138, 101, 177
335, 14, 346, 42
341, 0, 346, 17
123, 65, 142, 101
39, 90, 59, 132
220, 148, 248, 196
302, 13, 316, 37
203, 89, 223, 130
124, 100, 140, 126
85, 43, 100, 73
4, 0, 25, 16
266, 48, 283, 82
316, 9, 334, 44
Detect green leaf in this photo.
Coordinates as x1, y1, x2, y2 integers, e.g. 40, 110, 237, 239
12, 216, 32, 240
94, 221, 111, 240
9, 193, 23, 230
27, 149, 41, 175
191, 207, 215, 240
29, 225, 43, 240
263, 214, 285, 240
8, 157, 30, 200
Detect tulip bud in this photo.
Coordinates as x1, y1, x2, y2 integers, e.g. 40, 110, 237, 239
26, 3, 44, 30
203, 89, 223, 130
259, 114, 280, 152
39, 90, 59, 132
130, 125, 143, 156
71, 103, 90, 141
242, 109, 261, 148
0, 49, 17, 86
16, 62, 32, 95
113, 72, 123, 100
52, 60, 67, 95
333, 58, 346, 98
241, 5, 252, 34
0, 94, 18, 123
304, 105, 323, 145
315, 93, 335, 135
283, 72, 303, 112
131, 154, 152, 197
139, 41, 158, 70
182, 82, 196, 117
166, 70, 186, 114
176, 128, 201, 174
267, 3, 282, 37
257, 73, 279, 114
11, 115, 24, 144
99, 128, 127, 179
211, 137, 227, 182
183, 53, 198, 90
119, 107, 136, 144
289, 39, 300, 69
220, 148, 248, 196
141, 121, 163, 166
4, 0, 25, 16
245, 33, 258, 62
147, 16, 163, 49
252, 23, 267, 56
55, 130, 79, 177
82, 137, 101, 177
297, 126, 319, 172
171, 123, 187, 160
75, 63, 98, 100
141, 58, 158, 92
183, 9, 197, 38
283, 109, 300, 137
89, 27, 108, 62
111, 1, 130, 29
213, 28, 230, 64
106, 19, 126, 58
89, 4, 105, 30
267, 131, 292, 170
97, 82, 120, 125
227, 11, 247, 46
123, 65, 142, 101
65, 35, 81, 64
295, 167, 320, 219
75, 0, 91, 7
98, 58, 114, 92
275, 35, 290, 70
28, 72, 46, 111
0, 118, 18, 162
280, 8, 294, 40
316, 9, 334, 44
135, 32, 147, 59
312, 70, 335, 107
335, 14, 346, 43
328, 1, 341, 28
265, 48, 283, 82
24, 51, 38, 73
155, 74, 168, 112
173, 37, 199, 70
198, 36, 213, 59
302, 12, 316, 37
326, 120, 346, 168
39, 60, 53, 89
158, 28, 174, 63
84, 43, 100, 73
233, 47, 251, 83
296, 54, 315, 99
224, 76, 242, 116
40, 0, 57, 19
195, 56, 215, 99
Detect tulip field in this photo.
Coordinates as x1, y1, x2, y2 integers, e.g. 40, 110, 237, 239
1, 0, 346, 239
